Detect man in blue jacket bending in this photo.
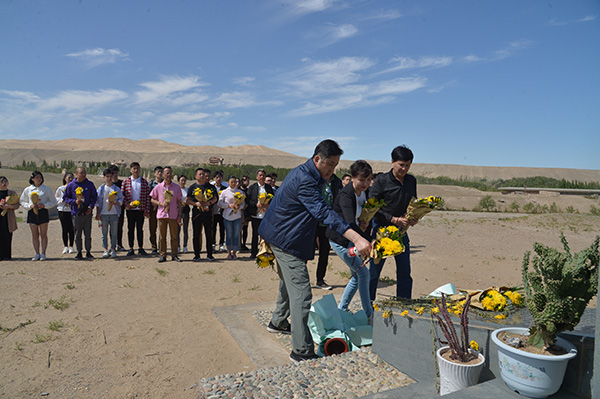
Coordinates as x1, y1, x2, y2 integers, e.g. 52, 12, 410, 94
259, 139, 372, 363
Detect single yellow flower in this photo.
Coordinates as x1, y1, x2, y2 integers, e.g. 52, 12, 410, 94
382, 310, 392, 319
373, 303, 380, 312
494, 314, 507, 319
431, 306, 439, 314
416, 307, 425, 315
400, 310, 408, 317
470, 340, 479, 351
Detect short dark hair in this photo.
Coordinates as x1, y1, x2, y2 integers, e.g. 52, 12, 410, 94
256, 169, 266, 176
391, 145, 414, 162
0, 176, 8, 184
130, 162, 140, 169
350, 160, 373, 178
154, 166, 164, 173
342, 173, 351, 180
203, 168, 211, 175
213, 170, 224, 178
312, 139, 343, 159
194, 167, 203, 176
109, 165, 120, 174
29, 171, 44, 185
102, 168, 113, 177
62, 172, 74, 185
269, 172, 278, 179
163, 166, 172, 172
228, 175, 237, 181
179, 174, 187, 181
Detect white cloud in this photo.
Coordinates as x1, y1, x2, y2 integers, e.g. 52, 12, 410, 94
549, 15, 597, 26
0, 89, 40, 104
491, 39, 533, 60
212, 91, 258, 109
134, 75, 208, 104
158, 112, 211, 124
370, 77, 427, 96
286, 0, 337, 17
66, 48, 129, 68
39, 89, 127, 110
377, 56, 453, 75
363, 9, 403, 20
232, 76, 256, 86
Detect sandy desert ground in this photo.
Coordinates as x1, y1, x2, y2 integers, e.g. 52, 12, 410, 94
1, 164, 599, 398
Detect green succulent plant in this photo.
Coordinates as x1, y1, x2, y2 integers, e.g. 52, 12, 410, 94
522, 234, 599, 349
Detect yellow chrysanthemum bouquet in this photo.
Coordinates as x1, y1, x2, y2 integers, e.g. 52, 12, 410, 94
232, 191, 246, 214
256, 239, 276, 269
30, 191, 40, 215
75, 186, 84, 213
163, 190, 173, 217
193, 187, 212, 212
107, 191, 118, 211
130, 200, 141, 209
401, 196, 442, 234
1, 195, 20, 217
357, 197, 385, 231
371, 225, 405, 263
257, 192, 273, 215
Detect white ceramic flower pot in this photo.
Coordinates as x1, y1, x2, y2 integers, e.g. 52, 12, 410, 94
491, 327, 577, 398
436, 346, 485, 395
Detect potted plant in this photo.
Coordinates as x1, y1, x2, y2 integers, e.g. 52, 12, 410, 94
492, 234, 599, 398
433, 293, 485, 395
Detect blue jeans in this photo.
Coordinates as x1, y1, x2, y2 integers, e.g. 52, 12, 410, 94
330, 240, 372, 318
224, 218, 241, 251
100, 214, 119, 250
369, 223, 411, 300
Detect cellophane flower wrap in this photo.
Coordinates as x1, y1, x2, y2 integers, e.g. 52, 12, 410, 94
107, 191, 118, 211
193, 187, 211, 212
256, 239, 276, 269
163, 190, 173, 217
358, 197, 385, 230
1, 195, 19, 217
371, 225, 405, 264
258, 192, 273, 216
30, 191, 40, 215
400, 196, 442, 234
233, 191, 245, 214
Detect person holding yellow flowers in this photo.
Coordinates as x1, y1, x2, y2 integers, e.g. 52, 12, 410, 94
20, 171, 56, 261
368, 145, 418, 300
326, 160, 374, 321
0, 176, 20, 261
64, 167, 97, 260
95, 168, 123, 259
150, 166, 183, 263
186, 168, 218, 261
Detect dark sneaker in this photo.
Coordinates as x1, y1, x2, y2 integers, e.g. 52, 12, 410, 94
192, 256, 201, 261
206, 256, 215, 262
240, 245, 250, 252
126, 249, 135, 256
117, 245, 126, 251
158, 256, 166, 263
316, 281, 332, 290
151, 249, 158, 255
172, 256, 181, 262
75, 252, 83, 260
267, 321, 291, 335
138, 248, 148, 256
289, 351, 319, 363
86, 252, 95, 259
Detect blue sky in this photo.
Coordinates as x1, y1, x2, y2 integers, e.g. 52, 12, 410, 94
1, 0, 599, 169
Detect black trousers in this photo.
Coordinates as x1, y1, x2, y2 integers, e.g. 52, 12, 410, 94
212, 213, 225, 246
0, 215, 12, 260
59, 211, 74, 247
126, 210, 145, 249
315, 225, 331, 282
192, 211, 213, 257
117, 205, 125, 247
250, 217, 263, 257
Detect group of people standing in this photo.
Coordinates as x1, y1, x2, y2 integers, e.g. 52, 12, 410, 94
0, 163, 282, 264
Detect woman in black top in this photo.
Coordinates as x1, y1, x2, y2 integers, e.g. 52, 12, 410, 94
326, 160, 373, 320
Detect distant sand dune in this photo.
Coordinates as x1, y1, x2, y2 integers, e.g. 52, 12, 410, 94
0, 138, 598, 182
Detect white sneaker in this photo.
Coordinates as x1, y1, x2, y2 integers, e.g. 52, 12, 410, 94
183, 247, 188, 253
40, 254, 47, 261
110, 249, 117, 258
219, 245, 226, 252
68, 247, 75, 253
102, 250, 110, 258
62, 247, 69, 254
32, 254, 40, 261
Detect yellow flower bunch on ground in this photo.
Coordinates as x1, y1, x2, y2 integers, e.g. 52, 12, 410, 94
400, 310, 409, 317
449, 300, 466, 316
494, 314, 507, 320
481, 290, 507, 311
382, 310, 392, 319
503, 290, 523, 306
416, 307, 425, 315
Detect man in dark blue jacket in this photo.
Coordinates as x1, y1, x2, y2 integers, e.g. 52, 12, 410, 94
259, 139, 372, 363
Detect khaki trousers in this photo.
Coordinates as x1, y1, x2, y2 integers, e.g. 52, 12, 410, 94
158, 218, 179, 257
